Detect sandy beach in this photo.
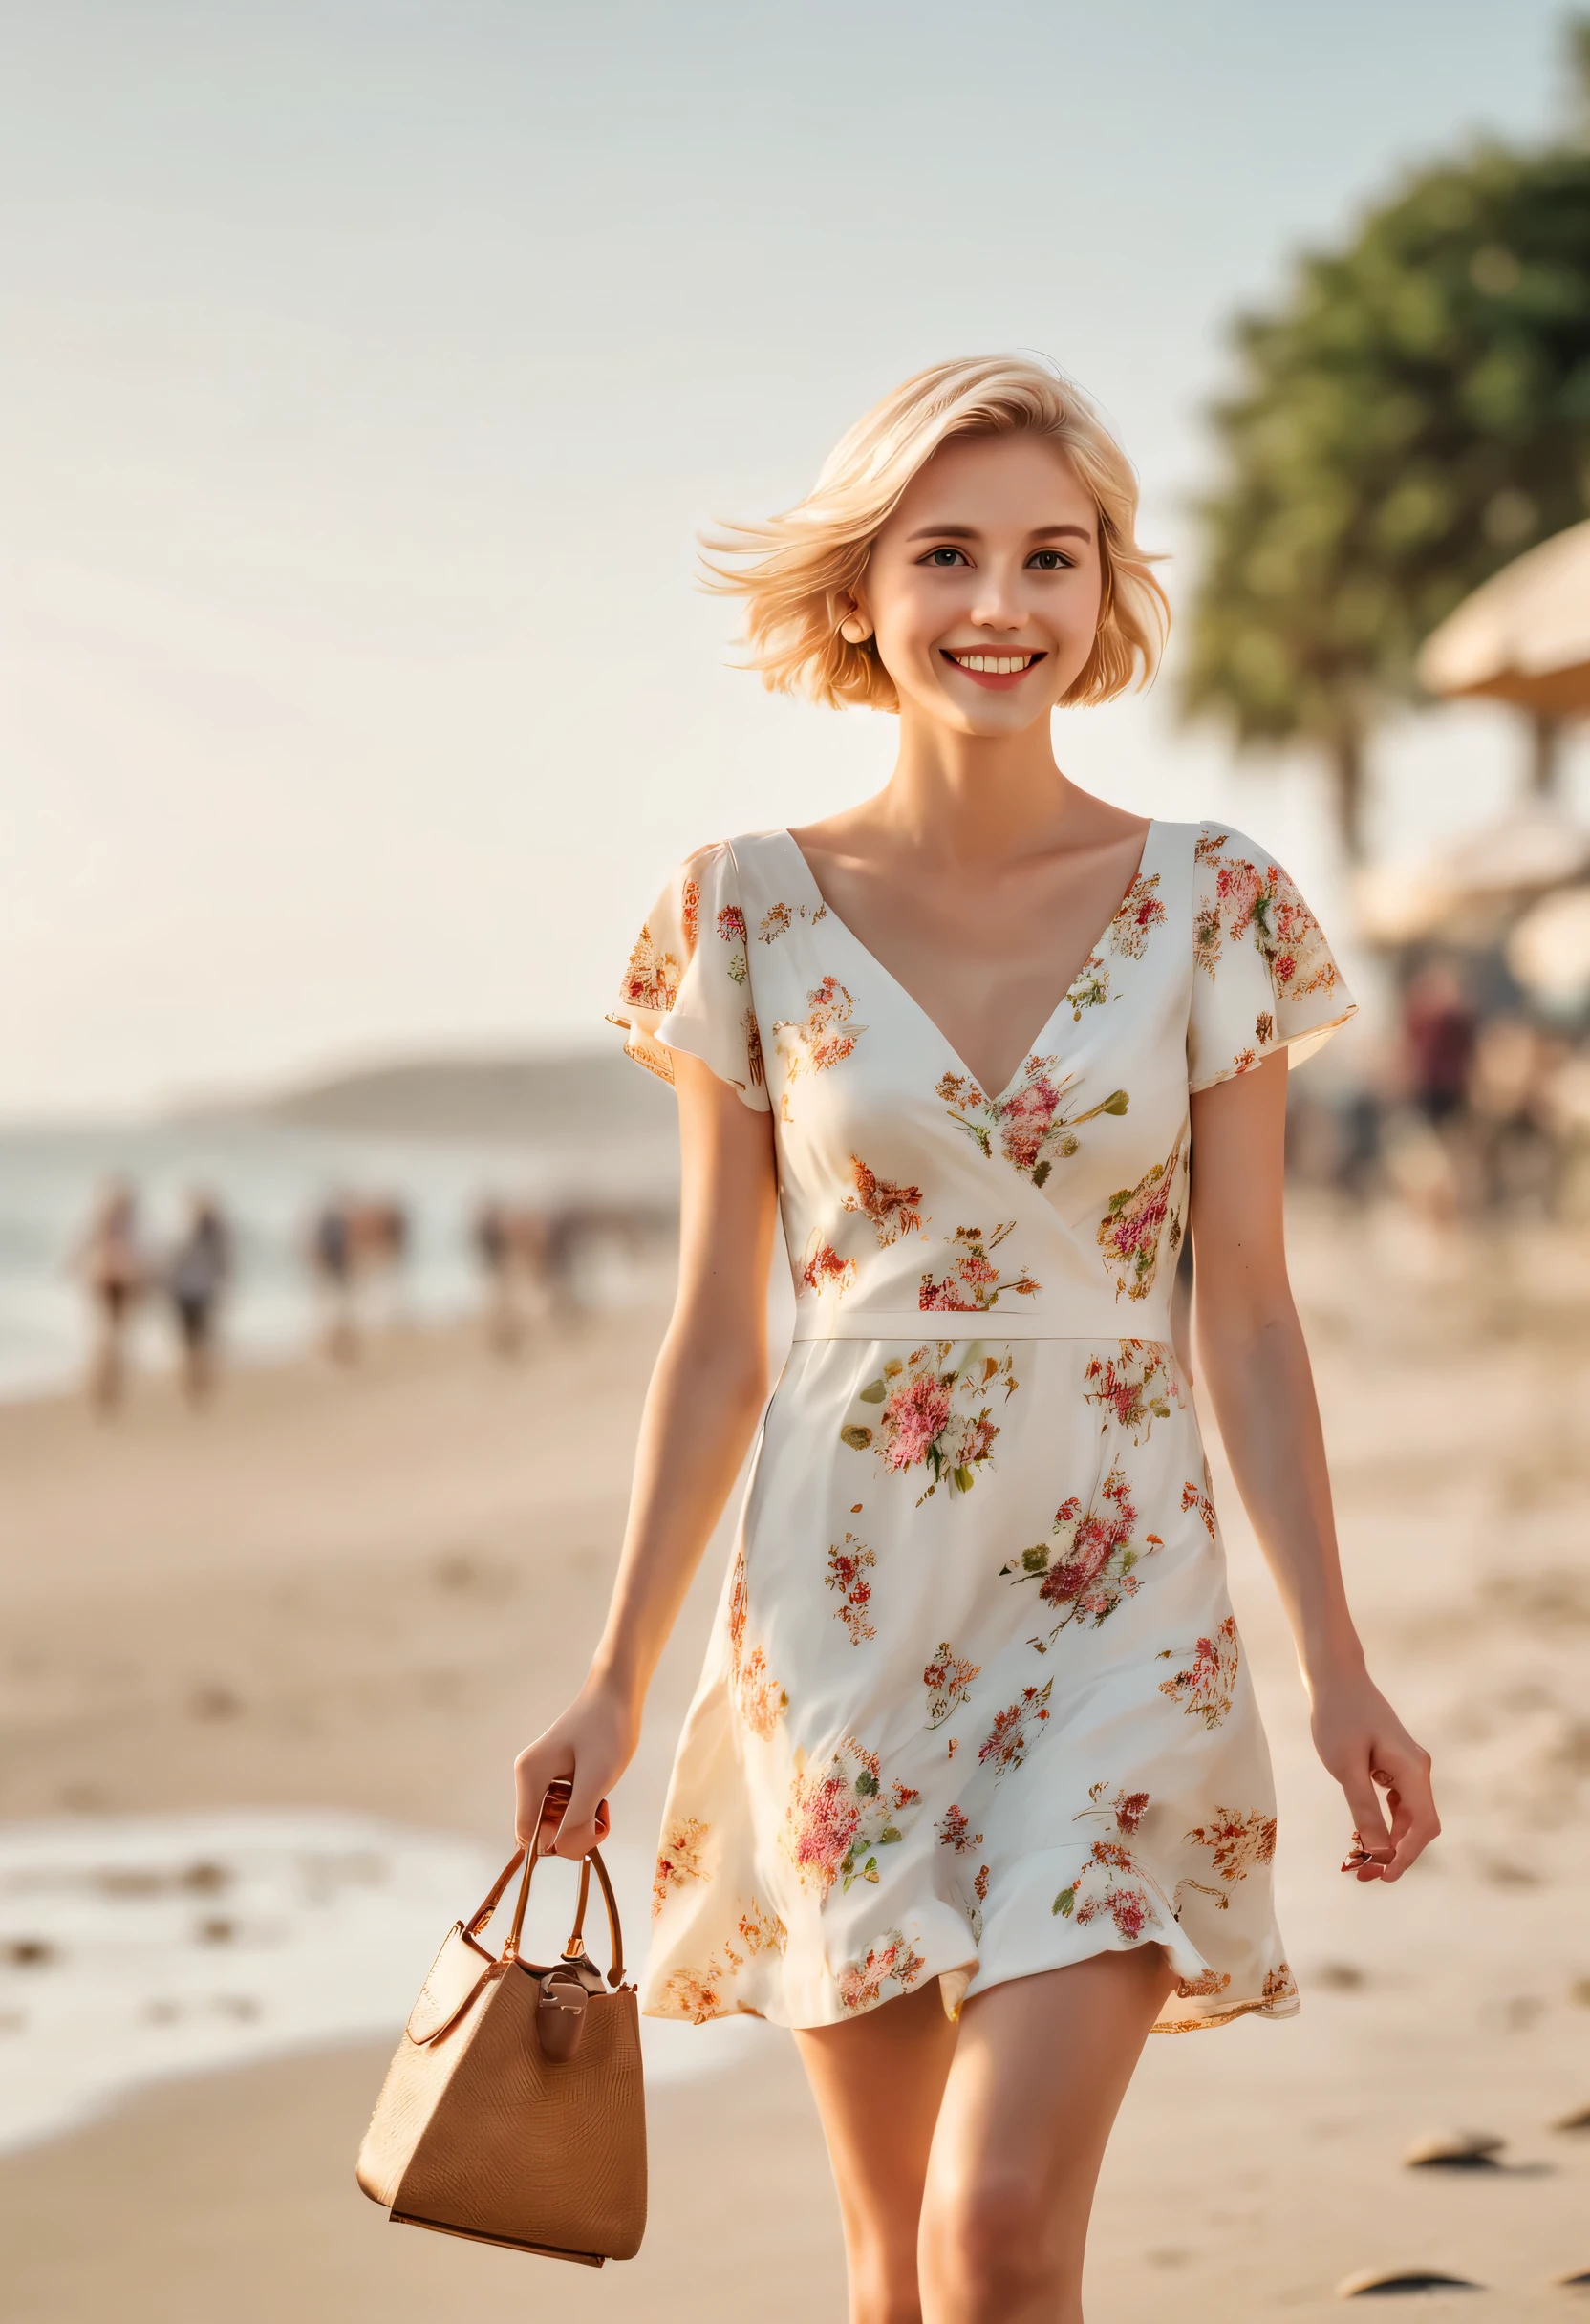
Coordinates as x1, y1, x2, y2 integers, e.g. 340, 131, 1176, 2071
3, 1205, 1589, 2321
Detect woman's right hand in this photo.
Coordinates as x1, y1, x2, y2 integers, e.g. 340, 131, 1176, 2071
513, 1675, 642, 1860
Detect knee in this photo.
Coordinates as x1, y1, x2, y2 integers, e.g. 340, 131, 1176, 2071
922, 2175, 1057, 2311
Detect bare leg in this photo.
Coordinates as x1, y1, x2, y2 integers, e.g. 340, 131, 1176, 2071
793, 1975, 958, 2324
921, 1947, 1174, 2324
794, 1947, 1173, 2324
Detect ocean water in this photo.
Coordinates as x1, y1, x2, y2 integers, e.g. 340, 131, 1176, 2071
0, 1116, 674, 1400
0, 1808, 763, 2155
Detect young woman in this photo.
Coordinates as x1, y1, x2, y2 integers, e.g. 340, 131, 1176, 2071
514, 355, 1439, 2323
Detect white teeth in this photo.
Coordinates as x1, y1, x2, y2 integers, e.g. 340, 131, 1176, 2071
951, 653, 1033, 675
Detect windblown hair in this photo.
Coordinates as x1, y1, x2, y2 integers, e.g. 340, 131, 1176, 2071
702, 354, 1170, 711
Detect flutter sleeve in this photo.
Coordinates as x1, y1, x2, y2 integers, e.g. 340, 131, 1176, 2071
1187, 824, 1357, 1093
608, 841, 770, 1111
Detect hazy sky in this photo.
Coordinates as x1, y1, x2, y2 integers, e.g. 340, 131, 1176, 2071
1, 0, 1580, 1117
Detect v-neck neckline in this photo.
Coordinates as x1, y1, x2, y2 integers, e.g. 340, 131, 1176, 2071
773, 821, 1161, 1107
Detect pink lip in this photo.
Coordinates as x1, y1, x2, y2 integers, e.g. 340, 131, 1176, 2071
940, 651, 1046, 692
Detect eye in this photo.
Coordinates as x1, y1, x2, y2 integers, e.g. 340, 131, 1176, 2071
1027, 549, 1076, 570
919, 546, 969, 568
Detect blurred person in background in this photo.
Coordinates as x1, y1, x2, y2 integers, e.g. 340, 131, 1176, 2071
71, 1178, 145, 1415
1402, 958, 1478, 1131
471, 1196, 553, 1355
308, 1193, 358, 1363
1386, 959, 1481, 1228
162, 1190, 232, 1407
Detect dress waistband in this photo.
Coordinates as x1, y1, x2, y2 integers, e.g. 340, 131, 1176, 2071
787, 1309, 1171, 1343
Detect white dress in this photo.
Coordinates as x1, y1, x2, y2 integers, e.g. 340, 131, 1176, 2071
610, 821, 1354, 2033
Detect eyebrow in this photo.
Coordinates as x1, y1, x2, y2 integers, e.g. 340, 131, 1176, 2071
904, 522, 1093, 543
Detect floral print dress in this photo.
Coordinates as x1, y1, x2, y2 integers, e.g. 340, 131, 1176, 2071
611, 821, 1354, 2034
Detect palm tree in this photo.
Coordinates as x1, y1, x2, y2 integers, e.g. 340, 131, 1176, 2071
1184, 22, 1590, 856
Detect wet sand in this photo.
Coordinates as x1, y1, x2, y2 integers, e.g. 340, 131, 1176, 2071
2, 1207, 1589, 2319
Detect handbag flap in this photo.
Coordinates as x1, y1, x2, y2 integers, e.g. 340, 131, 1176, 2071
406, 1923, 497, 2046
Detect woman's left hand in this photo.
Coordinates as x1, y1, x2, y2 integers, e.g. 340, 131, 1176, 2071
1308, 1673, 1439, 1883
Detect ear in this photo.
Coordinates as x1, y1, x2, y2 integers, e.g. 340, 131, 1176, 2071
833, 587, 873, 647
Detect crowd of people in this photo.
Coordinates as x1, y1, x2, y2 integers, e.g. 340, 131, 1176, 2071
68, 1183, 676, 1414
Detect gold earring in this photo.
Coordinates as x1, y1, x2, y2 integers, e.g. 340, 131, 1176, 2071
839, 615, 872, 645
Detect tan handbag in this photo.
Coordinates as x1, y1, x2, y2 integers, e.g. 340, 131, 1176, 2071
356, 1802, 647, 2266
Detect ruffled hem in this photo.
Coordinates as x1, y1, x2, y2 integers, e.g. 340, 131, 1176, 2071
641, 1933, 1300, 2037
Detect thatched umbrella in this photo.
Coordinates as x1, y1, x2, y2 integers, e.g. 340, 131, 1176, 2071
1417, 518, 1590, 793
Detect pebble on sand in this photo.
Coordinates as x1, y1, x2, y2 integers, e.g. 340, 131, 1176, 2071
1401, 2129, 1505, 2169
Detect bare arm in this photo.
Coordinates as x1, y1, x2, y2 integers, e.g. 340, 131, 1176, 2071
1189, 1053, 1438, 1883
513, 1052, 780, 1858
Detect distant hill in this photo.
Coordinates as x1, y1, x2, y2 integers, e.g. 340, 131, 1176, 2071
245, 1048, 677, 1145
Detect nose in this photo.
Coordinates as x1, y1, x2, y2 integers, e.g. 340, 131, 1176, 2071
968, 557, 1029, 633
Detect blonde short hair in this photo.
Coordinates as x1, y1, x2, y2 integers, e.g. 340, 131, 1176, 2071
703, 354, 1170, 711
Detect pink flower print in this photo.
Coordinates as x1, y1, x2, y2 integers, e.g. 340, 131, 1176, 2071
884, 1372, 954, 1470
1157, 1616, 1240, 1730
1193, 832, 1339, 1000
922, 1642, 980, 1729
783, 1738, 920, 1897
918, 1220, 1041, 1314
998, 1068, 1063, 1175
716, 903, 749, 986
1106, 872, 1167, 959
1003, 1467, 1162, 1636
773, 976, 865, 1084
842, 1345, 1018, 1502
939, 1058, 1128, 1188
1052, 1783, 1171, 1937
978, 1678, 1053, 1777
826, 1533, 877, 1644
837, 1929, 926, 2013
1097, 1136, 1184, 1302
1083, 1342, 1180, 1442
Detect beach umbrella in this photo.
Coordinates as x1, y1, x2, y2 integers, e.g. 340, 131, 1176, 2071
1417, 518, 1590, 721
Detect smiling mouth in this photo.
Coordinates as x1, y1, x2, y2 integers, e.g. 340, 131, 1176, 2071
941, 650, 1045, 687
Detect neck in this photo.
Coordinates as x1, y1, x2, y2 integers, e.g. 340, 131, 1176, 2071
876, 705, 1082, 866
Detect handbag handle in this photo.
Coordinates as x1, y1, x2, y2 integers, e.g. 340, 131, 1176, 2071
463, 1796, 626, 1990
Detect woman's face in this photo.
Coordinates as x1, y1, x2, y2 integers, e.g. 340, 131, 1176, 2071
854, 431, 1105, 738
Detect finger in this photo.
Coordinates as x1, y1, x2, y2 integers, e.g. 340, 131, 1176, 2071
1339, 1762, 1393, 1871
1377, 1759, 1440, 1883
552, 1769, 611, 1860
513, 1747, 573, 1848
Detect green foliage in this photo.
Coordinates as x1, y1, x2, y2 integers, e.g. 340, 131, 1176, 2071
1184, 29, 1590, 850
